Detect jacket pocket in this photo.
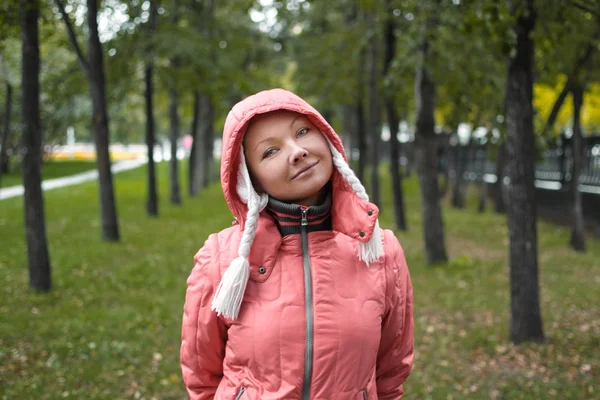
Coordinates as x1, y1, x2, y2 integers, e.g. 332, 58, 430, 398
235, 386, 245, 400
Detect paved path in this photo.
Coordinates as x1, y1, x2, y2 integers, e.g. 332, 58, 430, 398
0, 159, 146, 201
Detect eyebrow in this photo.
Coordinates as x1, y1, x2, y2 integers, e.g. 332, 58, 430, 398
252, 114, 306, 151
289, 114, 304, 129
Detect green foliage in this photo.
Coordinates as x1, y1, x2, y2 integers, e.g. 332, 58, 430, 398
3, 0, 600, 150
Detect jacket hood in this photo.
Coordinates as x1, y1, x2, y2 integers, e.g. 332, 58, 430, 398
220, 88, 379, 246
221, 88, 348, 226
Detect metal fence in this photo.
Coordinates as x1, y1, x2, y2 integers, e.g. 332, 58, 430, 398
446, 138, 600, 195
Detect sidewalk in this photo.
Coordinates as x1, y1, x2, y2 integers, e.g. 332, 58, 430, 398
0, 159, 146, 201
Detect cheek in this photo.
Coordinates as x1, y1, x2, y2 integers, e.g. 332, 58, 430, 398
254, 161, 287, 190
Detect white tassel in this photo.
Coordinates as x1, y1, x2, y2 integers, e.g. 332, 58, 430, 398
326, 136, 384, 265
211, 256, 250, 319
358, 220, 384, 265
211, 147, 266, 319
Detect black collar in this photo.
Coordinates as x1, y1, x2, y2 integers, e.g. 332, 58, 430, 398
266, 192, 332, 237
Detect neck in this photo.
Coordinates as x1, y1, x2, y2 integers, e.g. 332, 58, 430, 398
266, 191, 332, 237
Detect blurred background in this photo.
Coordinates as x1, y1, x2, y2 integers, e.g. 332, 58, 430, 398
1, 0, 599, 399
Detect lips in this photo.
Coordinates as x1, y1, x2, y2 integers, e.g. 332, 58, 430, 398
292, 161, 319, 180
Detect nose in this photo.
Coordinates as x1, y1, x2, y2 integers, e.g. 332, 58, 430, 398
289, 144, 308, 164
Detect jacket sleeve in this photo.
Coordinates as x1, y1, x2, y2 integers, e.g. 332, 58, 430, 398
376, 232, 414, 399
181, 234, 228, 400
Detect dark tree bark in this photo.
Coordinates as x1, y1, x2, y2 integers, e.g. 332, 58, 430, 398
437, 137, 450, 199
168, 4, 181, 205
87, 0, 119, 240
189, 0, 216, 195
356, 16, 367, 183
190, 94, 214, 195
505, 0, 543, 344
356, 95, 367, 182
569, 82, 586, 252
188, 91, 199, 196
494, 141, 507, 213
0, 78, 12, 183
20, 0, 51, 291
203, 96, 215, 187
415, 16, 448, 265
168, 83, 181, 205
478, 181, 488, 213
56, 0, 120, 241
477, 143, 489, 213
145, 0, 158, 216
202, 96, 215, 186
342, 104, 357, 157
383, 0, 406, 231
367, 9, 381, 209
451, 143, 466, 208
540, 38, 596, 137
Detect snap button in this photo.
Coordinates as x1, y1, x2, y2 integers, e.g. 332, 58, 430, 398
367, 209, 373, 216
258, 267, 266, 274
359, 231, 365, 237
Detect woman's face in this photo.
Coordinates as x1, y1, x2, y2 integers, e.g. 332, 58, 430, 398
243, 110, 333, 206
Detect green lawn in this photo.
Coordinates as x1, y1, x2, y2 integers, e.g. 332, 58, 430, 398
0, 162, 598, 399
0, 160, 97, 188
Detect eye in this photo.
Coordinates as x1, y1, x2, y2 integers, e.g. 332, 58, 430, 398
263, 148, 277, 159
297, 128, 309, 137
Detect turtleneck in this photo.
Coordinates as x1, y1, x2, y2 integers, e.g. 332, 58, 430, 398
266, 191, 332, 237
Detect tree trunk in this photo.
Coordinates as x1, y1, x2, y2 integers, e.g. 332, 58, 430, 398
188, 91, 199, 196
477, 143, 488, 213
451, 143, 466, 208
357, 96, 367, 182
144, 0, 158, 216
415, 22, 447, 265
569, 82, 586, 252
541, 37, 595, 137
505, 0, 543, 344
190, 94, 214, 195
20, 0, 51, 291
383, 0, 406, 231
356, 21, 367, 183
478, 181, 487, 212
0, 79, 12, 184
494, 141, 507, 214
342, 104, 357, 157
367, 10, 381, 209
167, 4, 181, 205
87, 0, 119, 241
202, 95, 215, 187
437, 138, 449, 199
169, 84, 181, 205
386, 102, 406, 231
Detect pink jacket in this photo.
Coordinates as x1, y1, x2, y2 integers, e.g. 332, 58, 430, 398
181, 89, 414, 400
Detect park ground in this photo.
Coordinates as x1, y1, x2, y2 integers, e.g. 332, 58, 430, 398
0, 161, 598, 399
0, 160, 97, 189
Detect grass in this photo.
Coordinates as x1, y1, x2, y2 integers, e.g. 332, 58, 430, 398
0, 160, 97, 188
0, 162, 598, 399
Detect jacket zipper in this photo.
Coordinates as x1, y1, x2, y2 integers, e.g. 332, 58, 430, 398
301, 207, 313, 400
235, 386, 245, 400
363, 388, 368, 400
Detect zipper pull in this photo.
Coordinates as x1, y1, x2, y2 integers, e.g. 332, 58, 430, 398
363, 388, 368, 400
301, 208, 308, 226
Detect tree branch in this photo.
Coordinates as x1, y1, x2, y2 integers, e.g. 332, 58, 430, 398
541, 78, 572, 137
54, 0, 90, 75
570, 0, 600, 19
541, 33, 597, 136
